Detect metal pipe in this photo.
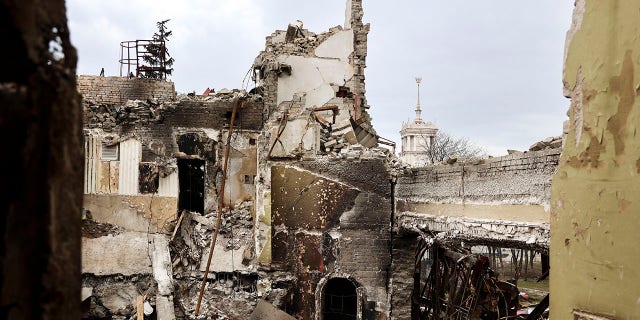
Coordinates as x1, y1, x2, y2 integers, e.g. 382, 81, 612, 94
195, 98, 241, 316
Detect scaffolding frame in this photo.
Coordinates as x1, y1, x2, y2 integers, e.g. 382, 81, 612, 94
119, 39, 169, 79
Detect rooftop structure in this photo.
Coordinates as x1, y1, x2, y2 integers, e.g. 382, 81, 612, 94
399, 77, 438, 166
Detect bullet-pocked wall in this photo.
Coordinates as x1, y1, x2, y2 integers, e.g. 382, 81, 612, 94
270, 157, 393, 320
551, 0, 640, 318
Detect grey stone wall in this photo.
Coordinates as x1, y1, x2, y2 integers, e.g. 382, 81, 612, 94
396, 148, 561, 207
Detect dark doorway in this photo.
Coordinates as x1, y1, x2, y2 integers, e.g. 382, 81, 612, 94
178, 159, 205, 214
323, 278, 358, 320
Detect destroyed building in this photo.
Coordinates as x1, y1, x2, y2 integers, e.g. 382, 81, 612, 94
77, 1, 562, 319
3, 0, 636, 319
80, 1, 398, 319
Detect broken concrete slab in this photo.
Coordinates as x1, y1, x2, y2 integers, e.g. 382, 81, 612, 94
152, 234, 174, 296
82, 231, 152, 275
81, 287, 93, 302
156, 295, 176, 320
250, 300, 296, 320
199, 240, 250, 273
99, 283, 139, 316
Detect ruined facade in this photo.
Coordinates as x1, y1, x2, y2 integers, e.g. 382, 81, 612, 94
76, 0, 640, 319
80, 1, 398, 319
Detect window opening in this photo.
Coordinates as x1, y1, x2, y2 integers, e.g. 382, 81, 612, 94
178, 159, 205, 214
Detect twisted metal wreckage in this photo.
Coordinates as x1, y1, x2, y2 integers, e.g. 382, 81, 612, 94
411, 234, 549, 320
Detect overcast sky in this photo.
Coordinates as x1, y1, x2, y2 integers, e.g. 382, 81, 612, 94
67, 0, 575, 156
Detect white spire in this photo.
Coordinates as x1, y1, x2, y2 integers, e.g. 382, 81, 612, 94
414, 77, 423, 123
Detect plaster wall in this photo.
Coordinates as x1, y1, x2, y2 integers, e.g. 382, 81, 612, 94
81, 231, 153, 275
268, 117, 321, 157
551, 0, 640, 318
276, 55, 354, 110
314, 29, 354, 61
83, 194, 177, 233
223, 131, 259, 207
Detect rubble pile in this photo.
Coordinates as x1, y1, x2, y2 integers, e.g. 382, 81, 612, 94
81, 274, 158, 320
170, 202, 256, 272
82, 219, 123, 239
263, 23, 344, 57
173, 275, 258, 320
85, 98, 175, 131
320, 120, 355, 154
219, 201, 254, 235
528, 136, 562, 151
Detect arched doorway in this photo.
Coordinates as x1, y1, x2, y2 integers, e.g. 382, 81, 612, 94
322, 278, 358, 320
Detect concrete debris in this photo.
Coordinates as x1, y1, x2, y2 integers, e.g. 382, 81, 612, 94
82, 218, 123, 238
174, 276, 258, 319
81, 287, 93, 302
529, 135, 562, 151
81, 274, 158, 319
250, 300, 296, 320
398, 212, 550, 251
143, 301, 154, 316
152, 234, 174, 296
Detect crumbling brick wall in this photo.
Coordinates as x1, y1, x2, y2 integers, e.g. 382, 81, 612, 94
78, 75, 176, 104
348, 0, 370, 118
396, 148, 561, 208
82, 83, 264, 212
270, 156, 393, 319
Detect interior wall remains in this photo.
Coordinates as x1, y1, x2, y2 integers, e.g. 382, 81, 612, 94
551, 0, 640, 318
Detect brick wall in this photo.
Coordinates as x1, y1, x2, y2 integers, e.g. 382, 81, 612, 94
396, 148, 561, 207
77, 75, 176, 104
390, 236, 418, 320
270, 157, 393, 320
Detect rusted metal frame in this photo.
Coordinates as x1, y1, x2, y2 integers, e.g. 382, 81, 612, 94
412, 240, 426, 319
312, 105, 339, 125
194, 98, 242, 316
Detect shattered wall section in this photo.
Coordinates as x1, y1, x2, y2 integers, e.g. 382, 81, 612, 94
82, 85, 264, 215
80, 80, 264, 318
269, 156, 393, 320
254, 0, 376, 160
78, 75, 176, 104
551, 0, 640, 318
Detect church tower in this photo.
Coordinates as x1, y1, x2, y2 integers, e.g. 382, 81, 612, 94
400, 77, 438, 166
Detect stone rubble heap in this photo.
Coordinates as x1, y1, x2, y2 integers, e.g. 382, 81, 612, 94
529, 136, 562, 151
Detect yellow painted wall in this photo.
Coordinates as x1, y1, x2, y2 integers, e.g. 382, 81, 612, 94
552, 0, 640, 318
